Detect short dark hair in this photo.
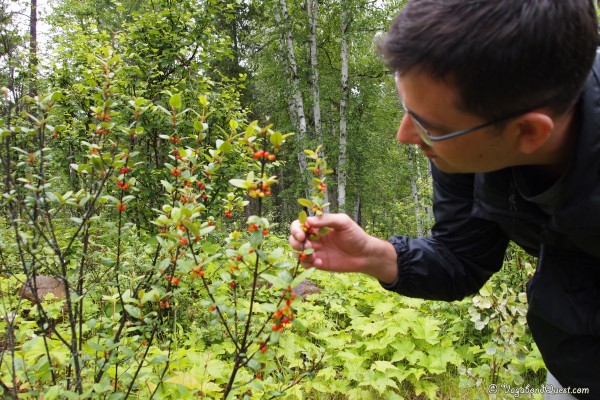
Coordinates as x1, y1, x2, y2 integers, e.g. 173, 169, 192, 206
379, 0, 598, 119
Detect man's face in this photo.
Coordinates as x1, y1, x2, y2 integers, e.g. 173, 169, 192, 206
395, 71, 518, 174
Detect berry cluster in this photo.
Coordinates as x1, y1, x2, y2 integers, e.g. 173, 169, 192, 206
116, 181, 130, 190
164, 275, 181, 285
248, 182, 272, 199
252, 149, 276, 161
247, 224, 268, 236
191, 265, 205, 278
271, 288, 297, 332
97, 112, 111, 121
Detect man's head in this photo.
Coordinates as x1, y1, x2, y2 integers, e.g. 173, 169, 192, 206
379, 0, 598, 120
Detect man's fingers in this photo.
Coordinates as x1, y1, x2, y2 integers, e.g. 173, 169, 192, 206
306, 213, 351, 231
289, 220, 306, 243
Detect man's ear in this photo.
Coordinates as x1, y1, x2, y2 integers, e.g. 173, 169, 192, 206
511, 112, 554, 154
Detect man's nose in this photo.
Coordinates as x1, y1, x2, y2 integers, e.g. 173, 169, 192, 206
397, 114, 424, 145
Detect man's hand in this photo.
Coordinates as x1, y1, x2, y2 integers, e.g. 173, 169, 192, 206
288, 213, 399, 284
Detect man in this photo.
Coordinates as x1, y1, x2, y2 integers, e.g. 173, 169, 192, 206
288, 1, 600, 398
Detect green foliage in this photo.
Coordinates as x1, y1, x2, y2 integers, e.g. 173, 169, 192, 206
274, 245, 544, 399
0, 39, 314, 398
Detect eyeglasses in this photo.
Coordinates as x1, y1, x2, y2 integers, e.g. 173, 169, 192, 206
401, 100, 553, 146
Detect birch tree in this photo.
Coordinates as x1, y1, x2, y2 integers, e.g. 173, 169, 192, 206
29, 0, 38, 96
337, 7, 349, 212
275, 0, 309, 178
408, 145, 424, 236
307, 0, 329, 210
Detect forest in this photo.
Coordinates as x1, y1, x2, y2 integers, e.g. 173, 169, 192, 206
1, 0, 546, 398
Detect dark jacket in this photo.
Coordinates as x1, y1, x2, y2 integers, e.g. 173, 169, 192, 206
384, 55, 600, 398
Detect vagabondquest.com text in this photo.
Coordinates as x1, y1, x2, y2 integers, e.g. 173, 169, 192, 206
488, 383, 590, 398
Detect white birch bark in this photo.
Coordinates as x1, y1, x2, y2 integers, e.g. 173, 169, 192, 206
274, 9, 299, 129
408, 145, 424, 237
337, 8, 349, 212
29, 0, 38, 97
307, 0, 329, 211
277, 0, 309, 176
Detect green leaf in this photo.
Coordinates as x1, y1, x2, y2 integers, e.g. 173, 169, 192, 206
218, 140, 232, 153
270, 131, 283, 146
411, 317, 441, 345
202, 242, 221, 253
229, 179, 249, 189
124, 305, 141, 319
370, 361, 398, 373
298, 210, 307, 224
291, 268, 315, 288
413, 380, 439, 399
297, 198, 313, 208
199, 225, 216, 236
358, 373, 398, 395
249, 230, 263, 247
169, 94, 182, 109
183, 220, 200, 236
261, 273, 288, 289
101, 258, 117, 267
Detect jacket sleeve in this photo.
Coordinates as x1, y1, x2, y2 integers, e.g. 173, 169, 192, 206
381, 165, 509, 301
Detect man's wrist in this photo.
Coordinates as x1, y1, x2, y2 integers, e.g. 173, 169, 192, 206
365, 238, 399, 284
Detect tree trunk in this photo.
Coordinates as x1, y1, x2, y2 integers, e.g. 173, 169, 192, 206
307, 0, 329, 211
276, 0, 309, 177
353, 195, 361, 226
408, 145, 424, 237
414, 148, 431, 235
29, 0, 38, 97
337, 8, 349, 212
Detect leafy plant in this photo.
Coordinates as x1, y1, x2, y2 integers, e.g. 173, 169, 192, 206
0, 44, 327, 399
